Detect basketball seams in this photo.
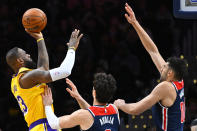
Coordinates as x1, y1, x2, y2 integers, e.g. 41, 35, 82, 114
22, 8, 47, 32
23, 16, 45, 26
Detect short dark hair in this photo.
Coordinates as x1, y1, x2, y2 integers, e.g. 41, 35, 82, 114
93, 73, 117, 103
6, 47, 20, 58
6, 47, 20, 67
167, 57, 188, 81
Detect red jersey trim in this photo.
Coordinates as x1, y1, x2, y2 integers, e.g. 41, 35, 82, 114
172, 80, 184, 90
88, 104, 117, 116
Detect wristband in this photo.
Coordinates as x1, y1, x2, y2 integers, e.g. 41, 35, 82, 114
37, 38, 44, 43
68, 46, 76, 51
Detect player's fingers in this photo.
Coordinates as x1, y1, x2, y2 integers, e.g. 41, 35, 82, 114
74, 29, 77, 37
66, 88, 73, 95
74, 29, 79, 38
41, 94, 44, 98
71, 30, 75, 38
44, 87, 47, 95
25, 28, 28, 31
125, 14, 130, 20
76, 30, 80, 37
70, 82, 77, 90
46, 88, 49, 96
125, 6, 133, 16
66, 78, 72, 85
49, 88, 52, 96
78, 34, 83, 41
48, 88, 51, 96
25, 28, 31, 33
66, 78, 74, 87
126, 3, 133, 12
67, 82, 76, 91
66, 80, 74, 90
66, 79, 77, 90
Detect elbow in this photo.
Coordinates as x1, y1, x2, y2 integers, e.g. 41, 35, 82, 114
65, 70, 71, 77
129, 109, 141, 115
50, 125, 58, 130
48, 118, 61, 130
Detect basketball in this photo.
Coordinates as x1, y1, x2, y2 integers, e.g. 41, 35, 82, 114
22, 8, 47, 33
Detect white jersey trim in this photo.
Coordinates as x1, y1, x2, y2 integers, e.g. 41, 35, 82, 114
162, 107, 168, 131
110, 104, 120, 124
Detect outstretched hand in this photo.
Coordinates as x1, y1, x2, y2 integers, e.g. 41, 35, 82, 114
125, 3, 137, 24
42, 86, 53, 106
68, 29, 83, 50
66, 78, 81, 99
25, 29, 43, 40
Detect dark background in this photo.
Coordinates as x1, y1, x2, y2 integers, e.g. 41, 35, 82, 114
0, 0, 197, 131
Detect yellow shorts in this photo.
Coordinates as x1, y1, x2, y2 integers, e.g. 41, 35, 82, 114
29, 118, 61, 131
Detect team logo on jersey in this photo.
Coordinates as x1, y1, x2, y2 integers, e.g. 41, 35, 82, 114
13, 85, 17, 93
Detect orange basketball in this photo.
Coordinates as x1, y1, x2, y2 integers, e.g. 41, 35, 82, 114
22, 8, 47, 33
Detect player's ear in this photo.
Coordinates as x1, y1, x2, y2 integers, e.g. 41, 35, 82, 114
92, 89, 96, 99
16, 58, 24, 64
168, 69, 174, 77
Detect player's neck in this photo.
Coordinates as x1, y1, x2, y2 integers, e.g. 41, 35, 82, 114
14, 67, 20, 74
167, 77, 178, 82
93, 100, 107, 106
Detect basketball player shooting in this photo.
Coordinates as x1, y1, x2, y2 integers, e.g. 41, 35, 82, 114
6, 29, 83, 131
114, 3, 188, 131
42, 73, 120, 131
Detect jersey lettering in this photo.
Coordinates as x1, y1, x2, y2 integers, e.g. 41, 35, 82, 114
99, 116, 114, 126
17, 95, 28, 116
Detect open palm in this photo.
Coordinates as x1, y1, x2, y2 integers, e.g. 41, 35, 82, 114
125, 3, 136, 24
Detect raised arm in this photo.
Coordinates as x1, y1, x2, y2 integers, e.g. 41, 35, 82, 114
26, 31, 49, 70
20, 29, 83, 89
125, 3, 166, 73
114, 82, 171, 115
42, 87, 93, 130
66, 78, 91, 109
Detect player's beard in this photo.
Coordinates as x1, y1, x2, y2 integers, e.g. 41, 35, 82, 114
24, 59, 37, 69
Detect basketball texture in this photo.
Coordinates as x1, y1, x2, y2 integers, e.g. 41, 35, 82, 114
22, 8, 47, 33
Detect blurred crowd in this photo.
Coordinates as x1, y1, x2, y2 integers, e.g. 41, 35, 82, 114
0, 0, 197, 130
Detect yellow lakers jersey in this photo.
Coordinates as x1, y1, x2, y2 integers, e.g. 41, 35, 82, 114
11, 67, 54, 127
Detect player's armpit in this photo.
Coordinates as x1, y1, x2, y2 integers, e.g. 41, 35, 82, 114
59, 109, 93, 130
19, 69, 52, 89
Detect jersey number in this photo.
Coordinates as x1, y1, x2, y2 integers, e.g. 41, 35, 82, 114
105, 130, 111, 131
17, 95, 28, 116
180, 102, 185, 123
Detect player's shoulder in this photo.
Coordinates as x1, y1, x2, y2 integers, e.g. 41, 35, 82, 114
158, 81, 173, 88
18, 67, 32, 74
155, 81, 174, 93
72, 109, 92, 118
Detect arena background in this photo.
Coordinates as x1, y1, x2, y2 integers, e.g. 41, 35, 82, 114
0, 0, 196, 130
